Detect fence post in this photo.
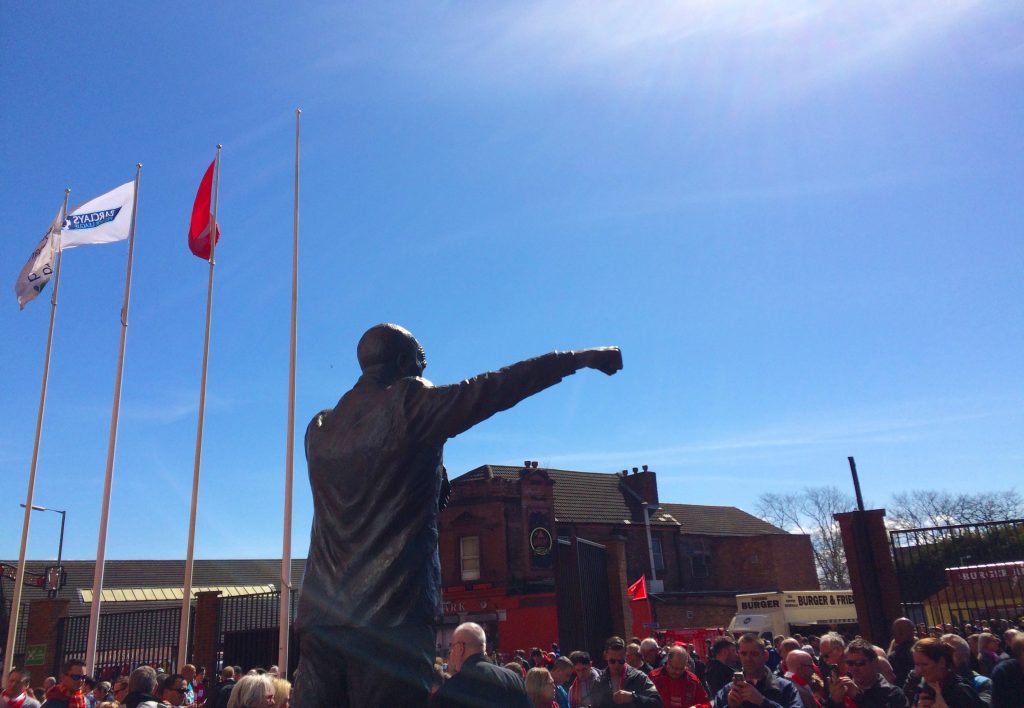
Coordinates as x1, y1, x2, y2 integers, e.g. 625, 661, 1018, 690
834, 509, 901, 646
24, 597, 69, 686
192, 591, 222, 674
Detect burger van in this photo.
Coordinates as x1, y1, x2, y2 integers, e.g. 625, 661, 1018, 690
728, 590, 858, 638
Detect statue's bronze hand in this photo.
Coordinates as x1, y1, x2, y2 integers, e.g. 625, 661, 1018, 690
577, 347, 623, 376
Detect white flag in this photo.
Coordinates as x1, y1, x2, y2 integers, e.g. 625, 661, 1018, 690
15, 208, 63, 309
60, 181, 135, 249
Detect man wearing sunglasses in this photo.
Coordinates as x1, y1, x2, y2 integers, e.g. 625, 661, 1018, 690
159, 674, 189, 707
40, 660, 87, 708
592, 636, 662, 707
825, 639, 907, 708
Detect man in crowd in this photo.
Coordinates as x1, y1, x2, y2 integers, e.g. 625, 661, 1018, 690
712, 635, 800, 708
121, 666, 162, 708
2, 669, 41, 708
777, 639, 802, 678
592, 636, 662, 707
208, 666, 235, 708
627, 644, 653, 675
887, 618, 916, 688
990, 633, 1024, 708
435, 621, 530, 707
181, 664, 197, 706
650, 646, 707, 708
111, 677, 129, 706
569, 651, 601, 707
294, 324, 621, 707
160, 674, 188, 707
706, 636, 740, 697
941, 634, 991, 700
641, 639, 665, 673
818, 634, 847, 680
783, 650, 819, 708
825, 638, 906, 708
551, 656, 574, 708
41, 659, 87, 708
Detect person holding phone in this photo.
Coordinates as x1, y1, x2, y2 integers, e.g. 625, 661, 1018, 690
824, 639, 907, 708
712, 635, 801, 708
909, 639, 984, 708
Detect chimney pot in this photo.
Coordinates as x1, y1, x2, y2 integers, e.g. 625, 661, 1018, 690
632, 467, 639, 474
642, 464, 649, 473
524, 461, 530, 468
532, 461, 539, 468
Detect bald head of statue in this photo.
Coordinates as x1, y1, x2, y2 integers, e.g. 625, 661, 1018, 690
357, 323, 427, 384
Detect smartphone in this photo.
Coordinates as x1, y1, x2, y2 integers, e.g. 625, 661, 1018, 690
733, 671, 745, 684
828, 664, 839, 679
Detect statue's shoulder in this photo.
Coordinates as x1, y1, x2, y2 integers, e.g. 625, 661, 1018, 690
307, 409, 332, 433
394, 375, 435, 390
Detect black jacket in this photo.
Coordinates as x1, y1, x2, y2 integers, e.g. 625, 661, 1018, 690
712, 671, 801, 708
825, 676, 908, 708
705, 659, 737, 697
434, 654, 531, 708
207, 679, 235, 708
592, 666, 663, 707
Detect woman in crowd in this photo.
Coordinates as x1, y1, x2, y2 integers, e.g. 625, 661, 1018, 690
271, 677, 291, 708
226, 674, 276, 708
910, 638, 984, 708
526, 668, 558, 708
974, 633, 1000, 677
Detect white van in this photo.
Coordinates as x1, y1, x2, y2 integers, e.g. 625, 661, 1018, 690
728, 590, 858, 637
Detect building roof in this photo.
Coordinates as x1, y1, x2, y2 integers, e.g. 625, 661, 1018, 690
454, 465, 787, 535
659, 503, 788, 536
1, 559, 306, 616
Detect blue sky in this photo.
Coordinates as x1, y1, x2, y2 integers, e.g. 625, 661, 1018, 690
2, 1, 1021, 561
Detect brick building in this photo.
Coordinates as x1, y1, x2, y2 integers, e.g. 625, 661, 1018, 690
438, 462, 818, 658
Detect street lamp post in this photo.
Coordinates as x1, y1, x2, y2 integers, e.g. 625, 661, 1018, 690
19, 503, 66, 596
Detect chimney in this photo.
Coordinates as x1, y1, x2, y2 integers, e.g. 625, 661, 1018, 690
619, 464, 658, 508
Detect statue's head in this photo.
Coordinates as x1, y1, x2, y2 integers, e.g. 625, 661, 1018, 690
357, 323, 426, 382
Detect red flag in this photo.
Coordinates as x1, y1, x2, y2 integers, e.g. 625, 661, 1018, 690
188, 160, 220, 259
628, 575, 648, 601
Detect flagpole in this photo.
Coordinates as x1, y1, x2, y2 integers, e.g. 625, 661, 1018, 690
84, 165, 142, 675
278, 108, 300, 677
178, 145, 221, 670
3, 189, 70, 684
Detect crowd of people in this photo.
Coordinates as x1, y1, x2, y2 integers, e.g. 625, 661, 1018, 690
0, 662, 289, 708
423, 617, 1024, 708
3, 615, 1023, 708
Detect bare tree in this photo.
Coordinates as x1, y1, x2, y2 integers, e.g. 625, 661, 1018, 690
887, 489, 1024, 530
756, 486, 856, 589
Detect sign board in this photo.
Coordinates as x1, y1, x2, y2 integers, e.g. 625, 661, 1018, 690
25, 644, 46, 666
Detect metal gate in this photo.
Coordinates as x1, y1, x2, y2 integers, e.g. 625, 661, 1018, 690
556, 537, 613, 661
55, 606, 190, 679
218, 590, 298, 675
0, 601, 29, 667
890, 519, 1024, 627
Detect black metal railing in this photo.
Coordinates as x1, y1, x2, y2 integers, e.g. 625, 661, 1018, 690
556, 537, 613, 663
217, 589, 298, 674
890, 519, 1024, 627
1, 601, 29, 665
55, 607, 190, 680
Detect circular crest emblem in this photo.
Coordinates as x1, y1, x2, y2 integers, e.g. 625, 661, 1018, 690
530, 527, 553, 556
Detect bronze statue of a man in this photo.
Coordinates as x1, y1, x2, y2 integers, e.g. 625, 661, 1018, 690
292, 324, 622, 707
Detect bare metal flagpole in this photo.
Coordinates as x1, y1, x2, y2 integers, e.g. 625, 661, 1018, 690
84, 165, 142, 675
178, 145, 221, 670
3, 189, 70, 684
278, 108, 301, 677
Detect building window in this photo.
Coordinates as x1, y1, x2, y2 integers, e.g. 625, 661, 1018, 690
691, 552, 711, 578
651, 536, 665, 575
460, 536, 480, 582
